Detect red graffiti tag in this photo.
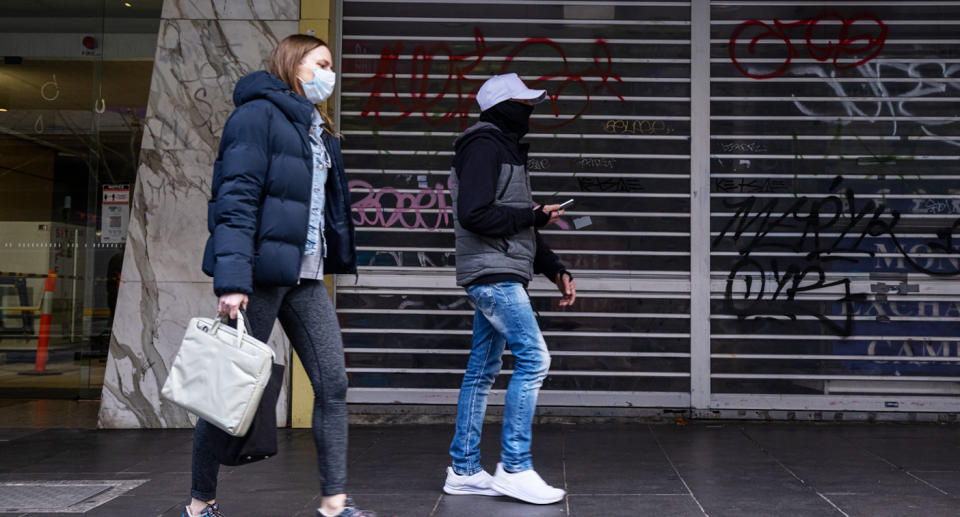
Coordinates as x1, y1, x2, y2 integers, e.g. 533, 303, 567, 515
350, 177, 454, 231
729, 12, 888, 80
356, 28, 624, 130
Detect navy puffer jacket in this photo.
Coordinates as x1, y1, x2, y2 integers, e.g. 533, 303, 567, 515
201, 71, 356, 295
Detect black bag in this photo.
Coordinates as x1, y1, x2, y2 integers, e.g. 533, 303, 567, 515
207, 362, 286, 466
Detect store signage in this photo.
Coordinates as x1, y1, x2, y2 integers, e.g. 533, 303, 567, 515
101, 184, 130, 244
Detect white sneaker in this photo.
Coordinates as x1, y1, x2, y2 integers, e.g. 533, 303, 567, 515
443, 466, 502, 496
490, 462, 565, 504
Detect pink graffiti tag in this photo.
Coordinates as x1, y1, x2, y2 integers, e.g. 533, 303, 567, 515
350, 177, 454, 231
350, 177, 572, 231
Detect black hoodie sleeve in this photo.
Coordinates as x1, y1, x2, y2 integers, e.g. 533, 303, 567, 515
533, 230, 567, 283
456, 139, 536, 237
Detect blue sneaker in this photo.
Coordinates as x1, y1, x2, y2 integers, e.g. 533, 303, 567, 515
182, 503, 225, 517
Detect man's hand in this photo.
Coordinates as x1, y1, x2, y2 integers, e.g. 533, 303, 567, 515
534, 204, 565, 227
218, 293, 249, 319
556, 272, 576, 307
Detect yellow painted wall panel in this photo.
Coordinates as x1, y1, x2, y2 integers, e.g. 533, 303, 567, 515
291, 275, 336, 427
301, 0, 331, 21
290, 354, 313, 428
299, 19, 331, 41
292, 0, 337, 429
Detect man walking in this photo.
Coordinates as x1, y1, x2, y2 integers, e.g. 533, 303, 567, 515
442, 73, 576, 505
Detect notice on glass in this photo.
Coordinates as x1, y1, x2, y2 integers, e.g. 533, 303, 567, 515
101, 184, 130, 244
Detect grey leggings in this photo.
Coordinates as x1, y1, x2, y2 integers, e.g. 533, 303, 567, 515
191, 279, 349, 500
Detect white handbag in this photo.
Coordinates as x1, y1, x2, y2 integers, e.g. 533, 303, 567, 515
162, 311, 275, 436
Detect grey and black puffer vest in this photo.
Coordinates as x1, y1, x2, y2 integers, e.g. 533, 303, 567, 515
450, 122, 536, 286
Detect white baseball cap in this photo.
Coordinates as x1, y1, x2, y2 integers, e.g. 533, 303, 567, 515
476, 73, 547, 112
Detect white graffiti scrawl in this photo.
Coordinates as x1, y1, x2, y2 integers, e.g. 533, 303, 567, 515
747, 62, 960, 147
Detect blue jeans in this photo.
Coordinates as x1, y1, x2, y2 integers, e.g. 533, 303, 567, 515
449, 282, 551, 475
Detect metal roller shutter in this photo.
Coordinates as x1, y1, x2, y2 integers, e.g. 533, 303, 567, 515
708, 0, 960, 413
335, 0, 960, 415
338, 0, 694, 408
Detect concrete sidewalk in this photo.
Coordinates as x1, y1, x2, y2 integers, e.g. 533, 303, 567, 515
1, 420, 959, 516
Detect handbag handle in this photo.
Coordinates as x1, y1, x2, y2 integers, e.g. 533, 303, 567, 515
234, 311, 248, 348
208, 311, 252, 349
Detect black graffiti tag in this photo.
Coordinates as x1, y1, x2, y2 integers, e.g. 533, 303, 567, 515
716, 176, 960, 336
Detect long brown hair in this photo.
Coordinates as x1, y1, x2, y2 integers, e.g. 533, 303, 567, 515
268, 34, 337, 135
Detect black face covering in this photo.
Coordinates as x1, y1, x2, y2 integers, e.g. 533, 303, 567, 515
479, 100, 535, 138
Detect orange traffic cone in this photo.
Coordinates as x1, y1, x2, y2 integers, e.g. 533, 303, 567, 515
19, 270, 62, 376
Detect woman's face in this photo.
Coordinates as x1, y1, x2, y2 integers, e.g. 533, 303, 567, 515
297, 45, 333, 82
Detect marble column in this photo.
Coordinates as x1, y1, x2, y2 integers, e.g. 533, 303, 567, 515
98, 0, 300, 428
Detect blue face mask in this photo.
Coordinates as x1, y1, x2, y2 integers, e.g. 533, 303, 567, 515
299, 67, 336, 104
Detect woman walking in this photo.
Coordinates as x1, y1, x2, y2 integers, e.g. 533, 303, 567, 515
185, 34, 375, 517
